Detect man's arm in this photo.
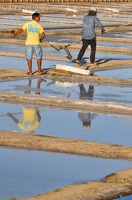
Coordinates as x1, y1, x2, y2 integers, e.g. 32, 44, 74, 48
11, 28, 24, 37
36, 111, 41, 123
94, 17, 105, 34
7, 113, 19, 124
40, 32, 45, 43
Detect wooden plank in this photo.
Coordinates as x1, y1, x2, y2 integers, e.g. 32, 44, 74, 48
56, 64, 90, 75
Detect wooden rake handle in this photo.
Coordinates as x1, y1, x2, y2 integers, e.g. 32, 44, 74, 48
64, 22, 132, 48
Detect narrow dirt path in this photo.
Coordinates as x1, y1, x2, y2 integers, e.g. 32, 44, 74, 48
0, 130, 132, 160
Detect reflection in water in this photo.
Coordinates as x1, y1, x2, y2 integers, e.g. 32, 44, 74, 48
6, 80, 97, 133
7, 79, 44, 133
78, 84, 97, 130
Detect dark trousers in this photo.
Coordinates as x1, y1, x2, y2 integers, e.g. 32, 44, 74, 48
77, 38, 96, 63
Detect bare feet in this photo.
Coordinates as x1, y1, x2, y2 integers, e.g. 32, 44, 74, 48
38, 70, 47, 75
38, 71, 43, 75
27, 71, 33, 75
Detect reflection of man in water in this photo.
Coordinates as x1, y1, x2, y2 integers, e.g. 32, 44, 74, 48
7, 79, 44, 133
78, 84, 96, 130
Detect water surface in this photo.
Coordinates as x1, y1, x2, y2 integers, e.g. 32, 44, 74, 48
0, 148, 132, 198
0, 103, 132, 146
1, 78, 132, 105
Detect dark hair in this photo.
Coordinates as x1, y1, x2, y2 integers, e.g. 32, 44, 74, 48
32, 13, 40, 19
83, 121, 91, 127
88, 10, 97, 16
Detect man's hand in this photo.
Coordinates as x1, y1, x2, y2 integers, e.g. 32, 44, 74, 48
7, 112, 12, 117
10, 30, 15, 37
11, 33, 16, 37
10, 28, 24, 38
40, 32, 45, 43
102, 29, 105, 34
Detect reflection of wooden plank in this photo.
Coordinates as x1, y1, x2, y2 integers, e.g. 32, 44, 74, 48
56, 64, 90, 75
55, 81, 78, 87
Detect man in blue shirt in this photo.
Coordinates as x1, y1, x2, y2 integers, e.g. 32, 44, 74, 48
76, 7, 105, 66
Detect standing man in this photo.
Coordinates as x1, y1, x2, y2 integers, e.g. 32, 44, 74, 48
11, 13, 45, 75
76, 7, 105, 67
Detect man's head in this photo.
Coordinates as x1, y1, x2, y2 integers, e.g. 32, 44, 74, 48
83, 121, 91, 130
88, 7, 97, 16
32, 12, 41, 22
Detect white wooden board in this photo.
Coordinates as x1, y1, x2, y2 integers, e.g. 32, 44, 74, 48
56, 64, 90, 75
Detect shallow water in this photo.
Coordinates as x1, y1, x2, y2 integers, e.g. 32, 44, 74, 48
95, 68, 132, 79
0, 102, 132, 146
0, 18, 75, 26
1, 53, 132, 70
69, 50, 132, 60
0, 44, 64, 55
1, 77, 132, 105
0, 44, 26, 52
0, 148, 132, 198
0, 15, 82, 24
97, 41, 132, 49
0, 57, 56, 70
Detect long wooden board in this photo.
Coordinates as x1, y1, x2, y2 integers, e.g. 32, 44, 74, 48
56, 64, 90, 75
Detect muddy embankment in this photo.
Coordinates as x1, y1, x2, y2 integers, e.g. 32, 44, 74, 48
0, 67, 132, 88
0, 90, 132, 117
0, 128, 132, 160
